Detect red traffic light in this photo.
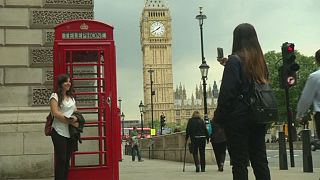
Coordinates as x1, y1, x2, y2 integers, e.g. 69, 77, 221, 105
287, 44, 294, 53
282, 42, 294, 54
280, 42, 299, 88
282, 42, 296, 63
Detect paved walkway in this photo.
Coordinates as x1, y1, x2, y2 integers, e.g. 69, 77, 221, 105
120, 155, 320, 180
12, 155, 320, 180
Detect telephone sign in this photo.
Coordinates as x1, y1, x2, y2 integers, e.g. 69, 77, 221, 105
62, 32, 107, 39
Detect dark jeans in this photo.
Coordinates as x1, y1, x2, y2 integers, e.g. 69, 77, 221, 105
315, 112, 320, 139
191, 137, 206, 170
212, 141, 227, 168
51, 129, 73, 180
225, 117, 270, 180
131, 144, 142, 161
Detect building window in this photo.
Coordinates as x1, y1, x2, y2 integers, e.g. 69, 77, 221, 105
186, 110, 191, 116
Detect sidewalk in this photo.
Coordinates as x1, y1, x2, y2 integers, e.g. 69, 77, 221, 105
11, 155, 319, 180
120, 155, 320, 180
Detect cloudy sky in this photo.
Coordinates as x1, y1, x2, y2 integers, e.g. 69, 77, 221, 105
94, 0, 319, 120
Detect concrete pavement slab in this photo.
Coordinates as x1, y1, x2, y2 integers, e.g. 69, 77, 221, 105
120, 155, 319, 180
10, 155, 320, 180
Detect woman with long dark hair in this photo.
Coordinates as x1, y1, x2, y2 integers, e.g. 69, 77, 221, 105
185, 111, 209, 172
49, 74, 78, 180
214, 23, 271, 179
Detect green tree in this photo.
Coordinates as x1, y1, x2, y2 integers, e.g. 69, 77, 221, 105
265, 51, 316, 126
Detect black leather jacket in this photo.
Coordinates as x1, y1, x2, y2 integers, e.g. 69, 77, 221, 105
69, 111, 85, 152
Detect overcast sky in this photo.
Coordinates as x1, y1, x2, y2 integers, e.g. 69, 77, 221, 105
94, 0, 320, 120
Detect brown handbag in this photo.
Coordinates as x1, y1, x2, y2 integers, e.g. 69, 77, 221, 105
44, 112, 53, 136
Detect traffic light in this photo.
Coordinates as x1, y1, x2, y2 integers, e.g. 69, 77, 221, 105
280, 42, 300, 88
160, 114, 166, 127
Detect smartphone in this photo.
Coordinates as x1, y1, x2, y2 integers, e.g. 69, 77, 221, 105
217, 47, 224, 59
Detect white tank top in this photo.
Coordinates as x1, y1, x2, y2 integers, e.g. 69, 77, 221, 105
49, 93, 76, 138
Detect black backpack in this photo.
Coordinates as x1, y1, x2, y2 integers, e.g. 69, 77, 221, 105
248, 81, 279, 124
235, 55, 279, 124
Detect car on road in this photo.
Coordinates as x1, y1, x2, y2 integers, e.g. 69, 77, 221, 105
311, 139, 320, 151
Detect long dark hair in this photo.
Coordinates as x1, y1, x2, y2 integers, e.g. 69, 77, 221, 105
56, 74, 74, 108
232, 23, 268, 83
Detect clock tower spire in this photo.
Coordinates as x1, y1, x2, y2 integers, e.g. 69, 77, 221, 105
140, 0, 175, 126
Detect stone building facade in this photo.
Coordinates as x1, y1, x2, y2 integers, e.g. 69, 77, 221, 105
0, 0, 93, 178
174, 81, 218, 124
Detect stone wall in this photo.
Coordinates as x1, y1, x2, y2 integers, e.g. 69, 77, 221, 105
139, 132, 217, 165
0, 0, 93, 107
0, 0, 93, 178
138, 132, 303, 166
0, 107, 53, 179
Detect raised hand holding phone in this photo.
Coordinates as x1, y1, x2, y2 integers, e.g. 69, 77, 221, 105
217, 47, 227, 66
217, 47, 224, 59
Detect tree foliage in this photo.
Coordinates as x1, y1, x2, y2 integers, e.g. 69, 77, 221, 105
265, 50, 316, 125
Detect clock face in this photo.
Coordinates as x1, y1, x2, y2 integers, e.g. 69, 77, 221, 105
150, 21, 165, 37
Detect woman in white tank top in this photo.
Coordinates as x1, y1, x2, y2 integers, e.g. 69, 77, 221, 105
49, 74, 78, 180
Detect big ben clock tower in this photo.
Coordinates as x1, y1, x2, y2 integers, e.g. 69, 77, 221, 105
140, 0, 175, 126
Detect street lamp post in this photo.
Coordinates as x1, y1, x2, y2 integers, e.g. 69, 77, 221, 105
118, 97, 122, 112
196, 7, 210, 123
139, 101, 145, 138
196, 7, 207, 64
121, 112, 125, 140
148, 69, 155, 129
199, 62, 210, 123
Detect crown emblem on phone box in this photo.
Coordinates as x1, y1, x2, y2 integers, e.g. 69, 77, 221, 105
80, 23, 89, 30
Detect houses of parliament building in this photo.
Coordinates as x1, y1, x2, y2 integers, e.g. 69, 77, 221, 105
174, 82, 219, 124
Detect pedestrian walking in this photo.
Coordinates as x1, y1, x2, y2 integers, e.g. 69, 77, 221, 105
130, 127, 143, 162
49, 74, 79, 180
210, 118, 227, 172
297, 49, 320, 139
214, 23, 271, 180
185, 111, 209, 172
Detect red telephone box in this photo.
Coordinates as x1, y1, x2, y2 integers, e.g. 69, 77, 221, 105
53, 20, 121, 180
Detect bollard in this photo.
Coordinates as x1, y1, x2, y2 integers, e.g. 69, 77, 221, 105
279, 131, 288, 170
302, 129, 313, 172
